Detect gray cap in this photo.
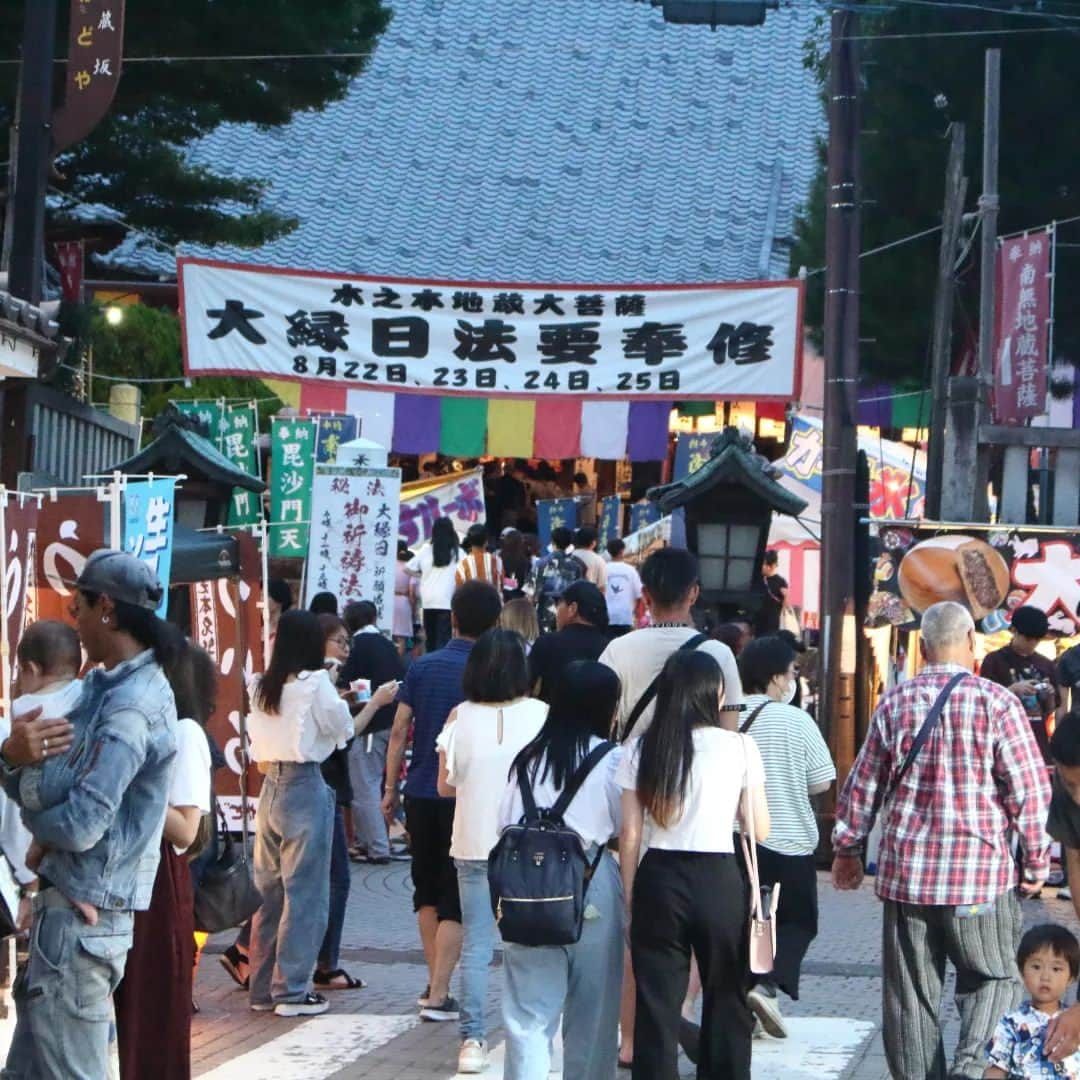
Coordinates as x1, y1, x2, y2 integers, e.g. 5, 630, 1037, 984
75, 549, 164, 611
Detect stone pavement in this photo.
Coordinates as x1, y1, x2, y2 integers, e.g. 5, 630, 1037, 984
189, 860, 1080, 1079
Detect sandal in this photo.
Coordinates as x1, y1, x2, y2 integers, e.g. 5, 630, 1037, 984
313, 968, 367, 990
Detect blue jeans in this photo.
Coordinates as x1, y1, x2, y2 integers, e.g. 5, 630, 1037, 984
348, 729, 391, 858
456, 858, 498, 1041
319, 806, 351, 971
3, 889, 133, 1080
502, 852, 624, 1080
249, 762, 333, 1005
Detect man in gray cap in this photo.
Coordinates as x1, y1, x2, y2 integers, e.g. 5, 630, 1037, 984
0, 548, 179, 1080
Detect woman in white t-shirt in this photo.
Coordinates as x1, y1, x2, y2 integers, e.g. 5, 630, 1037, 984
407, 516, 460, 652
618, 650, 769, 1080
436, 630, 548, 1075
114, 643, 214, 1080
497, 661, 624, 1080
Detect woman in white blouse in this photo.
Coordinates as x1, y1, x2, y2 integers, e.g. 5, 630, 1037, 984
436, 629, 548, 1075
247, 609, 397, 1018
407, 516, 460, 652
619, 650, 770, 1080
497, 661, 625, 1080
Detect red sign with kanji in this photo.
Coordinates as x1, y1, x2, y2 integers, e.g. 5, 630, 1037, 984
993, 228, 1053, 424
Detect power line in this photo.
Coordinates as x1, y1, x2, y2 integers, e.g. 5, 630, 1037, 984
805, 222, 944, 276
841, 22, 1079, 39
0, 51, 379, 66
886, 0, 1080, 21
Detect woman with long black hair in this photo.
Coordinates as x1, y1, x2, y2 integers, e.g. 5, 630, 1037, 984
498, 528, 532, 601
407, 516, 460, 652
498, 661, 625, 1080
618, 650, 770, 1080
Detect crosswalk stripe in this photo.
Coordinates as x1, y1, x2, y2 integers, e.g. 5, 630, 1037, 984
198, 1013, 416, 1079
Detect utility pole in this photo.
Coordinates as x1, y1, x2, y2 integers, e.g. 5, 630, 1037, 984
973, 48, 1001, 518
820, 4, 861, 782
3, 0, 59, 305
925, 123, 968, 520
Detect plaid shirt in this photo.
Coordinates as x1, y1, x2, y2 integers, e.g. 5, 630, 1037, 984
833, 663, 1051, 906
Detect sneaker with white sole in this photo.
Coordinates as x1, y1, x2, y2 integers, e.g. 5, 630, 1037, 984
417, 984, 431, 1006
747, 985, 787, 1039
1060, 885, 1073, 901
457, 1039, 487, 1074
274, 992, 330, 1017
420, 995, 460, 1022
250, 1001, 274, 1013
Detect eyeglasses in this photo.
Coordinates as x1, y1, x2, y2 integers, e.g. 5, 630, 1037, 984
330, 635, 349, 648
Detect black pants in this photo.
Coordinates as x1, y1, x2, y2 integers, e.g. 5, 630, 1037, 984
631, 850, 752, 1080
746, 845, 818, 1000
423, 608, 453, 652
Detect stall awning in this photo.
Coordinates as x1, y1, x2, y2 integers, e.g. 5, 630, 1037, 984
170, 525, 238, 584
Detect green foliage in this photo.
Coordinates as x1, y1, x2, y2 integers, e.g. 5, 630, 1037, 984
74, 303, 280, 435
790, 5, 1080, 384
0, 0, 390, 247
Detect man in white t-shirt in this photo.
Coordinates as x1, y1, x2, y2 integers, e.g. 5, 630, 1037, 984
604, 538, 643, 638
599, 547, 741, 740
571, 528, 608, 595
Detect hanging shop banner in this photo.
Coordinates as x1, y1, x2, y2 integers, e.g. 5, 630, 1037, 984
597, 496, 623, 549
777, 415, 926, 520
993, 227, 1053, 424
34, 493, 105, 624
867, 524, 1080, 636
269, 418, 316, 558
122, 478, 176, 616
305, 466, 402, 630
1, 496, 39, 710
674, 433, 717, 480
399, 469, 486, 548
629, 501, 662, 535
180, 258, 802, 401
537, 498, 578, 550
314, 413, 358, 463
174, 400, 226, 448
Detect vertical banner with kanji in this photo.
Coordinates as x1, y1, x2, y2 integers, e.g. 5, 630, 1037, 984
221, 405, 262, 527
537, 498, 578, 550
0, 495, 39, 716
34, 494, 106, 624
305, 466, 402, 630
270, 418, 316, 558
175, 400, 225, 447
122, 478, 176, 616
629, 501, 662, 534
674, 433, 717, 480
994, 227, 1053, 424
314, 414, 358, 464
597, 496, 623, 550
54, 241, 84, 303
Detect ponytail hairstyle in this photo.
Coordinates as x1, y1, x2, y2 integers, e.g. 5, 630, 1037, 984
255, 609, 326, 714
80, 591, 185, 672
636, 649, 725, 829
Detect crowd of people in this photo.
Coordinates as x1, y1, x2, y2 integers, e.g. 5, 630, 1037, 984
1, 519, 1079, 1080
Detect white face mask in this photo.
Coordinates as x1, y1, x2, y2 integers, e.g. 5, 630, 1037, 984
780, 676, 797, 705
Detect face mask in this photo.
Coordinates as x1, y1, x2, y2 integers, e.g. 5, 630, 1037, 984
781, 677, 797, 705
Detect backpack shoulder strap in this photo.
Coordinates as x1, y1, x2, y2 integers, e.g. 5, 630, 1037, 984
516, 761, 541, 823
549, 742, 615, 822
620, 633, 709, 744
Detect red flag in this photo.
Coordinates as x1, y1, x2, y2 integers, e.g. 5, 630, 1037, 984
34, 495, 105, 625
993, 228, 1053, 424
55, 241, 84, 304
2, 497, 39, 707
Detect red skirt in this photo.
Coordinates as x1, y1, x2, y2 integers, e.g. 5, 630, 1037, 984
114, 837, 195, 1080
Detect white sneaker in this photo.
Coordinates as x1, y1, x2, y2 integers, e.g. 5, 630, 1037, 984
747, 986, 788, 1039
457, 1038, 487, 1074
1060, 884, 1073, 900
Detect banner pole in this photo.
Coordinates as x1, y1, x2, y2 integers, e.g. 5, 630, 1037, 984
0, 490, 10, 723
259, 520, 271, 664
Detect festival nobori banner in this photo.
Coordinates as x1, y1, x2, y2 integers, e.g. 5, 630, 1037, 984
537, 498, 578, 549
269, 418, 316, 558
122, 478, 177, 617
180, 258, 802, 401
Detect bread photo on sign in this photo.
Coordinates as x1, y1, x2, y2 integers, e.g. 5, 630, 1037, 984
897, 535, 1010, 619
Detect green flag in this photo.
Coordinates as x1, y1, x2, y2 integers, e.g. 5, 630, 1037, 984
223, 405, 262, 527
269, 418, 316, 558
174, 401, 223, 447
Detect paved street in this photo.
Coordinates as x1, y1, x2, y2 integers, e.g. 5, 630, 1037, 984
190, 861, 1080, 1078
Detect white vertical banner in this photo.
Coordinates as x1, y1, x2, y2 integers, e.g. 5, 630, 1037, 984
305, 466, 402, 631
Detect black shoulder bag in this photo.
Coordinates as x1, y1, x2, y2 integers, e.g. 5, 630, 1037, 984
619, 633, 708, 744
488, 742, 615, 947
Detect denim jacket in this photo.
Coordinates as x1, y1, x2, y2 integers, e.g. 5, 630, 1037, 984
2, 649, 177, 911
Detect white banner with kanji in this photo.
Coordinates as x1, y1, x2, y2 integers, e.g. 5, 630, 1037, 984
180, 258, 802, 400
305, 466, 402, 631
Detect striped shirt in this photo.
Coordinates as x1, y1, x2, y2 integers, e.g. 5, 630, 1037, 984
739, 694, 836, 856
833, 663, 1051, 906
455, 550, 503, 589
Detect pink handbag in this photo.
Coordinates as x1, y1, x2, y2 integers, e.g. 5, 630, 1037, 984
739, 735, 780, 975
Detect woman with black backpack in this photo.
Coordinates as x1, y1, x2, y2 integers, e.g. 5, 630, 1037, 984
496, 661, 625, 1080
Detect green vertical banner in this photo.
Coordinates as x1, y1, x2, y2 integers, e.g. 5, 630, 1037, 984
175, 400, 223, 446
223, 405, 262, 527
270, 418, 316, 558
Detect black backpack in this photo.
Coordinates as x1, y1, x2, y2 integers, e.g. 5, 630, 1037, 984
487, 742, 615, 947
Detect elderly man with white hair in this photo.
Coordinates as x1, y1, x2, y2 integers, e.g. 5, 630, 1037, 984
832, 601, 1052, 1080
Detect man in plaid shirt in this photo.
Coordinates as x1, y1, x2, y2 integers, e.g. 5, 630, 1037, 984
832, 601, 1051, 1080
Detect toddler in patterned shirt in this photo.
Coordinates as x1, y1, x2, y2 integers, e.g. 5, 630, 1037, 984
986, 924, 1080, 1078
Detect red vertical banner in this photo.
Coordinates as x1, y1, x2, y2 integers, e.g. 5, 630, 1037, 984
54, 241, 84, 303
34, 494, 105, 625
1, 497, 39, 714
993, 227, 1053, 424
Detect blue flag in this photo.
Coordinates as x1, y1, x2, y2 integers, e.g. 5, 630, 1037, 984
122, 478, 176, 617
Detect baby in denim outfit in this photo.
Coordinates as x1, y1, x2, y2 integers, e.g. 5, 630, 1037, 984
986, 924, 1080, 1079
